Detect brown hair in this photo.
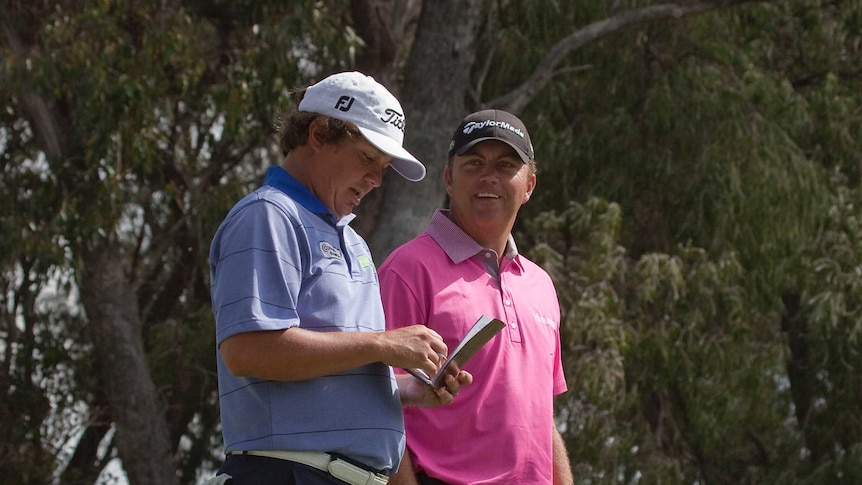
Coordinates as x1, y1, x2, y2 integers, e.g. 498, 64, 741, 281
275, 88, 360, 156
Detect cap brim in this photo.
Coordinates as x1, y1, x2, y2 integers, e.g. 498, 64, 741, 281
357, 127, 426, 182
454, 137, 532, 164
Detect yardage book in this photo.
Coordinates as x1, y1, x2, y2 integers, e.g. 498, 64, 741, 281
405, 314, 506, 387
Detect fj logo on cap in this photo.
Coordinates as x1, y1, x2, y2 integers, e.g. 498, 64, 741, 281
335, 96, 355, 112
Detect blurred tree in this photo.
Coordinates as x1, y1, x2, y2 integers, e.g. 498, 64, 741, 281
2, 1, 357, 482
518, 0, 862, 483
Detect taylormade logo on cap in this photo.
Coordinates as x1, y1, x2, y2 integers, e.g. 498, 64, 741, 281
462, 119, 526, 139
449, 109, 535, 164
298, 71, 426, 182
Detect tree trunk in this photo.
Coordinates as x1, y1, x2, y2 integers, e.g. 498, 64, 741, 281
367, 0, 487, 261
79, 244, 177, 485
349, 0, 422, 239
350, 0, 422, 86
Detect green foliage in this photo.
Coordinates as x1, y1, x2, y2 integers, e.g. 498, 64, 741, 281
1, 0, 357, 482
527, 198, 628, 407
525, 199, 794, 484
515, 1, 862, 482
788, 171, 862, 482
522, 199, 630, 480
146, 306, 220, 482
3, 0, 862, 483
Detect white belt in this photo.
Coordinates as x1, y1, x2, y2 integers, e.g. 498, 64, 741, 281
229, 450, 389, 485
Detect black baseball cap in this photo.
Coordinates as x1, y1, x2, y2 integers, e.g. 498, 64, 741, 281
448, 109, 534, 163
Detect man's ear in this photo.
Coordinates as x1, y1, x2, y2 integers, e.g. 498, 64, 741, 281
444, 164, 454, 197
307, 117, 326, 150
523, 173, 537, 203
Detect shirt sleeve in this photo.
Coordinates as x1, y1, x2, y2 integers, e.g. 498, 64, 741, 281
378, 255, 427, 332
210, 199, 303, 345
550, 293, 568, 395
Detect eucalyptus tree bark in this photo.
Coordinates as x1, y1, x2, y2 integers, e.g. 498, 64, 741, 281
349, 0, 422, 238
366, 0, 487, 260
79, 245, 177, 485
350, 0, 422, 86
6, 16, 178, 483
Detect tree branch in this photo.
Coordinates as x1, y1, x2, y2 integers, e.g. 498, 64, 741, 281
485, 0, 770, 113
2, 20, 65, 160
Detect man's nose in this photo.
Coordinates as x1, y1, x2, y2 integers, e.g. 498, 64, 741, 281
366, 168, 383, 187
479, 165, 499, 181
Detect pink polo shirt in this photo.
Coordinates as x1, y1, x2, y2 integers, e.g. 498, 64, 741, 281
379, 209, 567, 485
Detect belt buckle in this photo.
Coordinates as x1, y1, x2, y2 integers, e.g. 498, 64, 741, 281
327, 458, 388, 485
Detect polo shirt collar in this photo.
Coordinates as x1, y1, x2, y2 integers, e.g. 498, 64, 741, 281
427, 209, 520, 265
263, 165, 356, 227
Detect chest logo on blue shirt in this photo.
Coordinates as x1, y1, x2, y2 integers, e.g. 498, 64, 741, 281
357, 254, 373, 268
319, 241, 343, 260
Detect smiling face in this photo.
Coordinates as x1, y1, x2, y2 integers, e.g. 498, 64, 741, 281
306, 118, 393, 218
445, 140, 536, 251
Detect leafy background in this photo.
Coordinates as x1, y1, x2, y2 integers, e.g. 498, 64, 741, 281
2, 0, 861, 483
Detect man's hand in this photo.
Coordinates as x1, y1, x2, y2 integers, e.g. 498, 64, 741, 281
380, 325, 449, 378
397, 368, 473, 407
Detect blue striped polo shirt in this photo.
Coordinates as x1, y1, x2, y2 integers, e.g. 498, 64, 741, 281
209, 165, 404, 472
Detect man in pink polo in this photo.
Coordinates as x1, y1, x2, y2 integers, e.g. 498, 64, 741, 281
379, 109, 573, 484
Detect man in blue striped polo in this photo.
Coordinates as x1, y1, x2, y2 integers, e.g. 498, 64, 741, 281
208, 72, 472, 485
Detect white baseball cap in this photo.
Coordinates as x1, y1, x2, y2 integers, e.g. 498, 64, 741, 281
298, 71, 426, 182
